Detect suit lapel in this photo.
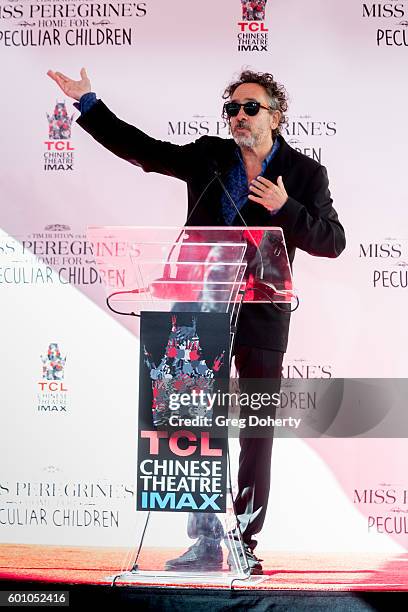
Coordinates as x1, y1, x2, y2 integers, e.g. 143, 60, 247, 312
263, 135, 293, 183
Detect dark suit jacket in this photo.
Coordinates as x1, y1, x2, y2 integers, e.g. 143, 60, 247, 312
77, 101, 346, 352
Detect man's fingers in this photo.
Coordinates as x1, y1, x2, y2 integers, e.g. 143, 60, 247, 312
47, 70, 66, 93
53, 75, 67, 90
47, 70, 61, 84
249, 184, 267, 197
252, 175, 274, 188
248, 194, 262, 203
251, 178, 277, 194
250, 179, 268, 191
80, 67, 88, 80
248, 194, 277, 211
248, 194, 269, 206
55, 71, 70, 82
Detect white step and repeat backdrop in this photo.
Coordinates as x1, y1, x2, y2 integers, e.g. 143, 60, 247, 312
1, 0, 408, 554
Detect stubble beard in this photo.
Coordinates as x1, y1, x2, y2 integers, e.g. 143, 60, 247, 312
233, 132, 258, 148
232, 121, 266, 149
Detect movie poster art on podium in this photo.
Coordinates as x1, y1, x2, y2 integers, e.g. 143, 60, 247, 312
137, 311, 230, 513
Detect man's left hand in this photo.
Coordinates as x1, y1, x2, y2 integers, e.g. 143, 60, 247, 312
248, 175, 288, 212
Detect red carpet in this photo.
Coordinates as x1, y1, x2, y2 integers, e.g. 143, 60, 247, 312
1, 544, 408, 591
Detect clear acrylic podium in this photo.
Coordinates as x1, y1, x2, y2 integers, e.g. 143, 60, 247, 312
86, 226, 295, 587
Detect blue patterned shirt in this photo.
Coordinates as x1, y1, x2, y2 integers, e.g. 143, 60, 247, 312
221, 138, 280, 225
73, 91, 97, 114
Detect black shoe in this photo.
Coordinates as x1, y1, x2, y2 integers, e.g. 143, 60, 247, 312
226, 540, 263, 575
164, 536, 223, 571
187, 512, 224, 540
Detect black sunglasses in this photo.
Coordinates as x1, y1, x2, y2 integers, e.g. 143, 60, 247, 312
223, 101, 273, 117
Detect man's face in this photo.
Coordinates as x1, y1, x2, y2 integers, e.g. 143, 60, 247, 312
228, 82, 280, 149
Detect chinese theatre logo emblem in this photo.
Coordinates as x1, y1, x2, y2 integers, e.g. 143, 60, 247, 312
44, 101, 75, 172
37, 343, 68, 413
241, 0, 267, 21
238, 0, 269, 51
144, 316, 224, 426
41, 342, 67, 380
46, 101, 74, 139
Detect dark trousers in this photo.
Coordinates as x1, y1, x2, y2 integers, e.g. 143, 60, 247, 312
233, 345, 284, 550
190, 345, 283, 550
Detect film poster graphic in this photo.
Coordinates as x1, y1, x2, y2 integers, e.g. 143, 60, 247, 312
137, 312, 230, 513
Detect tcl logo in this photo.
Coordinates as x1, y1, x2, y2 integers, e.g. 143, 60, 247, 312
44, 141, 75, 151
238, 22, 268, 31
38, 382, 68, 392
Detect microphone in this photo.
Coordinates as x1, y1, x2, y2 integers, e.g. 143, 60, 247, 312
213, 168, 265, 281
185, 166, 221, 225
158, 168, 222, 285
161, 162, 278, 303
212, 165, 294, 308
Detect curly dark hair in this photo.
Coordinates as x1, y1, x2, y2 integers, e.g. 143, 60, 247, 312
223, 69, 289, 138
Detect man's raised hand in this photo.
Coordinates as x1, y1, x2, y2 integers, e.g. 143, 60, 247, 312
248, 175, 288, 213
47, 67, 91, 101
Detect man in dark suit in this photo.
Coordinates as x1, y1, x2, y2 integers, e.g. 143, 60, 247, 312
48, 67, 345, 573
